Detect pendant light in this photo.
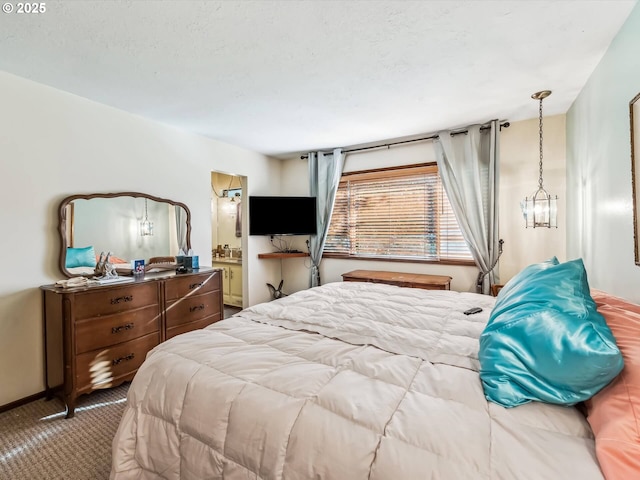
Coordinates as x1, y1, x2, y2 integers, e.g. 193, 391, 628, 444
140, 198, 154, 236
522, 90, 558, 228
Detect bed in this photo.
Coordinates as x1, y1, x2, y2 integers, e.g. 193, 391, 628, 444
109, 276, 640, 479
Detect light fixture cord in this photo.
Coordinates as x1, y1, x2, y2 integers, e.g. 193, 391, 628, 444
538, 97, 544, 189
144, 198, 148, 220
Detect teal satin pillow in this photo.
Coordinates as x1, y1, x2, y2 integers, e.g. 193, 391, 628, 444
479, 258, 623, 407
493, 255, 559, 302
65, 246, 97, 268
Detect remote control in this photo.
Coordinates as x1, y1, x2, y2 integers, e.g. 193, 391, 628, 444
463, 307, 483, 315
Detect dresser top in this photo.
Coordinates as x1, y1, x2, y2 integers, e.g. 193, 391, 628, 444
41, 267, 221, 293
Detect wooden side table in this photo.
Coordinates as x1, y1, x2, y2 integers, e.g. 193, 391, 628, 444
491, 284, 504, 297
341, 270, 452, 290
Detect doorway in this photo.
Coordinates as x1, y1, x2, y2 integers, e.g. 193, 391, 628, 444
211, 171, 247, 312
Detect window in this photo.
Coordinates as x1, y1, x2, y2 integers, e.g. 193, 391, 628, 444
324, 164, 473, 263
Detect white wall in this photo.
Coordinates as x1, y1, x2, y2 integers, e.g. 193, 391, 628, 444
279, 115, 568, 294
0, 71, 281, 407
566, 2, 640, 302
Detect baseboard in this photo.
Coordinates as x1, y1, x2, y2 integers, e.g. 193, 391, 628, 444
0, 390, 46, 414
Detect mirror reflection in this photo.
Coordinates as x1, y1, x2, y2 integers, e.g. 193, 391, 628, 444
59, 192, 191, 277
211, 172, 242, 256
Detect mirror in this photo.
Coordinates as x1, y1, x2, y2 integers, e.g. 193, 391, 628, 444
58, 192, 191, 277
632, 93, 640, 265
211, 172, 243, 253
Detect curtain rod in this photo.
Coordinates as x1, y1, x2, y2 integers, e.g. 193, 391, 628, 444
299, 120, 510, 160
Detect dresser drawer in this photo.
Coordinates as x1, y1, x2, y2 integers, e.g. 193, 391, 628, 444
166, 315, 220, 340
166, 290, 222, 328
165, 271, 220, 301
75, 332, 160, 392
74, 282, 158, 319
75, 305, 161, 354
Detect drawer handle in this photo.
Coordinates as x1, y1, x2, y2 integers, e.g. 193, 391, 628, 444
111, 323, 134, 334
189, 282, 203, 290
110, 295, 133, 304
112, 353, 135, 366
190, 304, 205, 313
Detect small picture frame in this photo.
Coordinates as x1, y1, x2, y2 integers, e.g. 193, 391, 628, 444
132, 259, 145, 276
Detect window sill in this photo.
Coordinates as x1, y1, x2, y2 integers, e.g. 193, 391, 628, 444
321, 253, 475, 267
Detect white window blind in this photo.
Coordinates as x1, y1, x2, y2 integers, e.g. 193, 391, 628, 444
324, 164, 473, 262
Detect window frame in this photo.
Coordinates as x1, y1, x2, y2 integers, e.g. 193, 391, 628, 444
322, 163, 475, 266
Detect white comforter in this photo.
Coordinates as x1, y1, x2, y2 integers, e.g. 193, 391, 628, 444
111, 282, 603, 479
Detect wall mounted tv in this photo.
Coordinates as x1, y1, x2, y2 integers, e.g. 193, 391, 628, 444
249, 196, 317, 236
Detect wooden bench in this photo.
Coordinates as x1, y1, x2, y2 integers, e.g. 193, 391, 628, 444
341, 270, 452, 290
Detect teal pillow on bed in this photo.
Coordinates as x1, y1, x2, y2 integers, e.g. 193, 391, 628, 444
65, 246, 97, 268
479, 258, 623, 408
493, 256, 560, 301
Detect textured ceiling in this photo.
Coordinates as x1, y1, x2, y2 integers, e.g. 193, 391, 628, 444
0, 0, 636, 157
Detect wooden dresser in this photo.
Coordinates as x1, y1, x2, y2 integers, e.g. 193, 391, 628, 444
342, 269, 452, 290
41, 268, 223, 418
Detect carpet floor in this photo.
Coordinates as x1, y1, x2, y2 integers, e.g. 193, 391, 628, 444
0, 310, 243, 480
0, 383, 129, 480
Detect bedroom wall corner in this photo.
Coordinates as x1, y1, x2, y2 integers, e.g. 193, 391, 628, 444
274, 156, 313, 295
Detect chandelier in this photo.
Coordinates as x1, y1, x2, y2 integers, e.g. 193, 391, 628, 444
522, 90, 558, 228
140, 198, 154, 236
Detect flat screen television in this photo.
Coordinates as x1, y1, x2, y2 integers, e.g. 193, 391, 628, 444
249, 196, 317, 236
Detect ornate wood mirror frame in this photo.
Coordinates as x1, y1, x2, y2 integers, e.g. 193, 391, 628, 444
631, 93, 640, 265
58, 192, 191, 277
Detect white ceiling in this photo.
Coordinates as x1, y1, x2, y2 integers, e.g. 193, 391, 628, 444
0, 1, 636, 157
